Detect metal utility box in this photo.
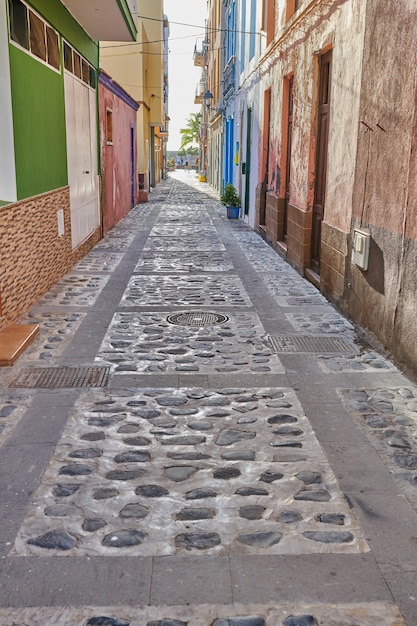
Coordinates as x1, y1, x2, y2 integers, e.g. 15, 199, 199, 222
351, 229, 370, 270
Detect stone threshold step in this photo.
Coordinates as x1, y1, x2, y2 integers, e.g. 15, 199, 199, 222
0, 324, 39, 366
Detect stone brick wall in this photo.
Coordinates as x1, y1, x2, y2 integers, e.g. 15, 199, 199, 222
0, 187, 101, 329
320, 221, 348, 303
286, 204, 312, 270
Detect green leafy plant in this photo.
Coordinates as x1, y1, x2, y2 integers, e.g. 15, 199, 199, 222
220, 183, 241, 207
179, 113, 200, 148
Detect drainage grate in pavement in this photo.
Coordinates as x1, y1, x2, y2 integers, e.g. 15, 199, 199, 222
9, 366, 110, 389
167, 311, 229, 327
268, 335, 358, 354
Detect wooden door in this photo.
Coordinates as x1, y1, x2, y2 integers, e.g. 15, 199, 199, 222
284, 77, 294, 241
311, 51, 332, 273
260, 88, 271, 226
244, 107, 252, 216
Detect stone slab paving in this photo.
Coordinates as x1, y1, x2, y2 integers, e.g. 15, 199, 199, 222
13, 387, 368, 557
0, 173, 412, 623
339, 385, 417, 511
120, 275, 252, 308
0, 602, 405, 625
97, 312, 283, 375
134, 251, 234, 273
36, 275, 109, 308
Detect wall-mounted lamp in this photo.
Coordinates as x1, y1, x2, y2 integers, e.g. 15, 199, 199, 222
203, 90, 214, 108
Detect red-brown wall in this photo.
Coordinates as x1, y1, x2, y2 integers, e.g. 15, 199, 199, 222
99, 73, 138, 235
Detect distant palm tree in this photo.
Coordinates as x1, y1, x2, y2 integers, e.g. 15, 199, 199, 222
179, 113, 200, 148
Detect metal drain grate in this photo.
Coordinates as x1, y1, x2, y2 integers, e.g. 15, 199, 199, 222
268, 335, 358, 354
9, 366, 110, 389
167, 312, 229, 327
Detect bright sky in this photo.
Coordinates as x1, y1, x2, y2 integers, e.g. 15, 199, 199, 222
163, 0, 207, 151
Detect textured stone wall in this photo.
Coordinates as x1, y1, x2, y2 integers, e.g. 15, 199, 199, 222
0, 187, 100, 329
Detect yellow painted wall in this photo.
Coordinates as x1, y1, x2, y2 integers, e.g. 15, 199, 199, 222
100, 0, 165, 185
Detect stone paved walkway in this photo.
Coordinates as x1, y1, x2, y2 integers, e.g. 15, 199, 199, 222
0, 171, 416, 624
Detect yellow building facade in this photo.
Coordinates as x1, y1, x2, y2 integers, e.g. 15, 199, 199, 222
100, 1, 168, 200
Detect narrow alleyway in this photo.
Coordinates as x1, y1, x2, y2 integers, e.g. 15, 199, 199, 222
0, 171, 416, 624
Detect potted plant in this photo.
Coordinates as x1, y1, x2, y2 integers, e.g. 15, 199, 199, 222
220, 183, 241, 219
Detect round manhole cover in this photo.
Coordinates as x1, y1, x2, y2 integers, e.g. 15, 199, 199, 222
167, 312, 229, 327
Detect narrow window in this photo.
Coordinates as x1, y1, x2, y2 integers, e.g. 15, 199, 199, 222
29, 10, 46, 61
46, 25, 60, 70
106, 109, 113, 145
89, 66, 96, 88
63, 41, 73, 71
82, 59, 89, 84
8, 0, 29, 49
73, 51, 81, 78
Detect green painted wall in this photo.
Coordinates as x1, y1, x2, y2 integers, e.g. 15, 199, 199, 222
9, 0, 100, 200
10, 45, 67, 200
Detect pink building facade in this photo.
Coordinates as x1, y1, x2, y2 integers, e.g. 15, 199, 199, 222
99, 71, 139, 235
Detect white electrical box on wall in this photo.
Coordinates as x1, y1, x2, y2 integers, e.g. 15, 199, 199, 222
351, 229, 370, 270
57, 209, 65, 237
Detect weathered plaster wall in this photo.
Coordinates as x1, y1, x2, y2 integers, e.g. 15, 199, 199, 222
262, 0, 366, 228
346, 0, 417, 379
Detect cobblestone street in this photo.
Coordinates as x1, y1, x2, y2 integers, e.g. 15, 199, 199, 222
0, 171, 416, 624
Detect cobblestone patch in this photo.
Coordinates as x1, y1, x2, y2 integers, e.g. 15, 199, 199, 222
261, 275, 324, 298
339, 386, 417, 509
285, 312, 355, 335
96, 312, 283, 374
17, 312, 85, 363
154, 207, 213, 224
319, 350, 398, 373
150, 224, 218, 237
120, 275, 252, 308
144, 236, 225, 252
0, 391, 33, 446
13, 387, 367, 557
93, 238, 135, 253
72, 253, 124, 274
0, 602, 405, 625
235, 242, 289, 274
36, 275, 109, 307
134, 251, 234, 273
